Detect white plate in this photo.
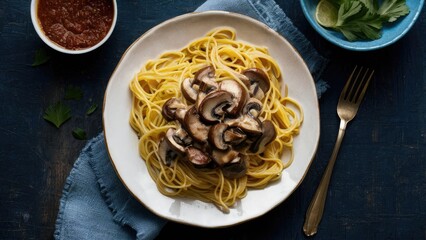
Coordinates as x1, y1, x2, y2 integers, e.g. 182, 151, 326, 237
103, 11, 319, 228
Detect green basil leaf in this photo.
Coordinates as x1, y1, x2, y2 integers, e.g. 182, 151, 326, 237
32, 48, 51, 67
86, 103, 98, 115
72, 128, 87, 140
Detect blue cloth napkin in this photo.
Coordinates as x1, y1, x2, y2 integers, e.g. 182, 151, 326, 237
54, 1, 328, 239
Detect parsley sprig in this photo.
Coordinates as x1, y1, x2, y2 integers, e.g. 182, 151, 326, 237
319, 0, 410, 41
43, 102, 72, 128
42, 85, 98, 140
32, 48, 51, 67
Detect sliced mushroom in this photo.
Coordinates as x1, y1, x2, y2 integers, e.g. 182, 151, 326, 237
194, 66, 218, 93
242, 68, 270, 100
250, 120, 277, 154
200, 78, 218, 94
198, 90, 233, 123
194, 66, 215, 83
208, 123, 229, 151
174, 108, 187, 125
185, 146, 212, 167
242, 98, 263, 118
193, 66, 218, 93
211, 149, 239, 166
195, 91, 207, 111
222, 154, 248, 179
173, 127, 192, 147
181, 78, 198, 103
219, 79, 248, 116
225, 115, 262, 135
164, 128, 186, 154
250, 84, 265, 100
158, 137, 178, 166
223, 127, 247, 145
232, 138, 255, 153
162, 98, 186, 121
183, 107, 210, 143
192, 141, 212, 155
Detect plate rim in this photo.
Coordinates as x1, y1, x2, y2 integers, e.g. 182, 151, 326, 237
103, 10, 320, 227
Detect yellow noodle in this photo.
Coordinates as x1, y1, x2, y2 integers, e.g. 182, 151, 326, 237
129, 27, 303, 212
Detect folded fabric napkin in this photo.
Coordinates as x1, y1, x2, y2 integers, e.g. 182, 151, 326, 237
54, 1, 328, 239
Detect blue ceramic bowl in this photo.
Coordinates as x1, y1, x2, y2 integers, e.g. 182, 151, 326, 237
300, 0, 424, 51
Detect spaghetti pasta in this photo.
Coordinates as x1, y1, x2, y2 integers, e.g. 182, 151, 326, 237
129, 27, 303, 212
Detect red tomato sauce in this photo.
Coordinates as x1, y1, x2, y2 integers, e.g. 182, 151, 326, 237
37, 0, 114, 50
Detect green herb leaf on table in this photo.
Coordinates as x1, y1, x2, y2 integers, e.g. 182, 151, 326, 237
43, 102, 72, 128
72, 128, 87, 140
64, 85, 83, 100
86, 103, 98, 115
32, 48, 51, 67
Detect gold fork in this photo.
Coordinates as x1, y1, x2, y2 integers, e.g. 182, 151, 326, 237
303, 66, 374, 236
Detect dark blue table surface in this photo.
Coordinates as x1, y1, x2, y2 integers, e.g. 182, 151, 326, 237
0, 0, 425, 239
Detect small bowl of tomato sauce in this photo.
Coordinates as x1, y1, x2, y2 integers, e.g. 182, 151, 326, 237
31, 0, 117, 54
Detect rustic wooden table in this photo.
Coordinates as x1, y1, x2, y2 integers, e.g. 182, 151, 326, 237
0, 0, 425, 239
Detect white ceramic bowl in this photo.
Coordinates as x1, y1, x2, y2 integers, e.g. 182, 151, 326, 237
103, 11, 320, 227
30, 0, 117, 54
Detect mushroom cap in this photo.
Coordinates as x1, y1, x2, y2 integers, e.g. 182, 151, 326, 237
183, 107, 210, 143
185, 146, 212, 167
165, 128, 186, 154
162, 98, 186, 121
195, 91, 207, 112
194, 66, 218, 93
181, 78, 198, 103
242, 68, 270, 93
225, 115, 262, 135
198, 90, 233, 123
173, 127, 193, 146
242, 68, 270, 100
174, 108, 187, 125
208, 123, 229, 151
242, 98, 263, 118
158, 137, 178, 166
250, 119, 277, 154
194, 66, 215, 84
219, 79, 249, 116
223, 127, 247, 145
211, 149, 239, 166
199, 78, 219, 93
222, 154, 248, 179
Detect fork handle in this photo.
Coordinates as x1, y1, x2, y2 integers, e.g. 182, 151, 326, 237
303, 120, 347, 236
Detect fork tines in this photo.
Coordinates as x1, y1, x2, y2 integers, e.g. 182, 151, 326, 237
341, 66, 374, 103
